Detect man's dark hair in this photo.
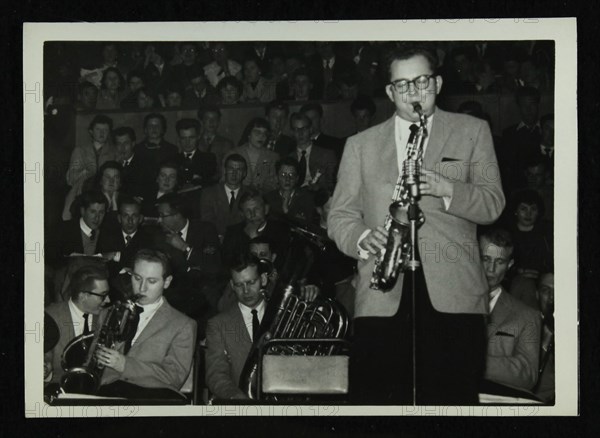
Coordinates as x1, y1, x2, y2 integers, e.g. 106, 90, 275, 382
238, 188, 265, 210
127, 69, 145, 84
157, 160, 179, 175
350, 95, 376, 117
509, 188, 546, 221
154, 192, 188, 218
239, 117, 271, 146
143, 112, 167, 133
516, 86, 541, 104
479, 228, 514, 255
224, 153, 248, 170
100, 67, 125, 91
216, 76, 243, 95
133, 248, 172, 278
265, 100, 289, 117
79, 190, 108, 210
384, 43, 439, 81
70, 264, 109, 300
197, 105, 222, 120
113, 126, 136, 143
276, 156, 300, 174
300, 102, 323, 118
88, 114, 113, 131
289, 112, 312, 128
95, 160, 122, 187
117, 194, 142, 213
229, 251, 261, 274
176, 118, 201, 135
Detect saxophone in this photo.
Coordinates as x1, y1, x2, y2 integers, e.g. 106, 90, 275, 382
370, 102, 427, 291
59, 298, 140, 394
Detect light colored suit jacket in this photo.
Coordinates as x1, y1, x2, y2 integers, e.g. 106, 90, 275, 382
100, 299, 197, 393
485, 289, 542, 391
226, 144, 279, 193
205, 305, 252, 399
328, 109, 505, 317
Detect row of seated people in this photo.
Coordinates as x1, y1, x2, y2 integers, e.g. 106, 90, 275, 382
44, 213, 555, 403
47, 40, 554, 113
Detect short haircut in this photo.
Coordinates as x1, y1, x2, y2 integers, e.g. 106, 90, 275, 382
300, 102, 323, 118
197, 105, 221, 120
143, 112, 167, 132
238, 188, 265, 209
224, 153, 248, 169
79, 190, 108, 210
216, 76, 243, 95
158, 160, 179, 174
516, 86, 541, 104
479, 228, 514, 256
245, 117, 271, 133
176, 118, 201, 135
350, 95, 376, 116
154, 192, 188, 217
117, 194, 142, 212
127, 69, 145, 83
70, 264, 109, 300
510, 188, 546, 221
289, 112, 312, 128
229, 251, 261, 274
112, 126, 136, 143
88, 114, 113, 131
100, 67, 125, 90
133, 248, 172, 278
276, 156, 300, 174
265, 100, 289, 117
95, 160, 122, 185
384, 43, 438, 80
249, 235, 273, 248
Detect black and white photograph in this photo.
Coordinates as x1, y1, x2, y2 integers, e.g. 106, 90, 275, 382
23, 19, 577, 416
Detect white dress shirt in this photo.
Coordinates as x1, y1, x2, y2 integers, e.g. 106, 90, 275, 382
488, 287, 502, 313
296, 144, 313, 186
68, 299, 93, 337
238, 299, 266, 340
131, 296, 164, 346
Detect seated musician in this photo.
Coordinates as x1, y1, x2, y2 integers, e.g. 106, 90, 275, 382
95, 249, 197, 400
480, 228, 542, 392
44, 265, 111, 387
205, 252, 267, 400
217, 236, 319, 312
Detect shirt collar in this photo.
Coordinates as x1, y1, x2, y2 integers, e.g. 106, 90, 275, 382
238, 298, 266, 316
257, 221, 268, 234
488, 287, 502, 312
139, 296, 164, 312
224, 184, 240, 195
122, 229, 137, 240
184, 149, 196, 159
79, 218, 93, 237
123, 153, 134, 165
517, 121, 541, 131
179, 219, 190, 238
297, 143, 312, 156
68, 298, 86, 320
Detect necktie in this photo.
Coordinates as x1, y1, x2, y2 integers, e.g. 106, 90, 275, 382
229, 190, 236, 211
124, 305, 144, 354
298, 150, 307, 184
251, 309, 260, 343
122, 160, 129, 168
82, 313, 90, 335
125, 234, 132, 246
89, 229, 96, 241
185, 152, 193, 160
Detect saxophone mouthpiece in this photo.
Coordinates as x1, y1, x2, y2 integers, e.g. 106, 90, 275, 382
412, 102, 423, 114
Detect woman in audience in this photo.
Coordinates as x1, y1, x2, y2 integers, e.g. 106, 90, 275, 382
96, 67, 128, 110
120, 70, 145, 110
135, 87, 158, 109
216, 76, 243, 105
240, 57, 276, 103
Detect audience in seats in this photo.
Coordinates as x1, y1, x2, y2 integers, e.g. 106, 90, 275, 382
134, 113, 178, 175
196, 106, 234, 172
174, 118, 218, 189
349, 95, 376, 134
114, 127, 153, 199
96, 67, 128, 110
203, 42, 243, 89
241, 57, 276, 103
264, 100, 295, 156
480, 229, 541, 392
141, 161, 179, 218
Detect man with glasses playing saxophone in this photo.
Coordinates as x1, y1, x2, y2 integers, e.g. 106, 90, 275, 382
328, 43, 505, 405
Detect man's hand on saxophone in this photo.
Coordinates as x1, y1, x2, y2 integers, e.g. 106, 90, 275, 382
96, 345, 126, 373
358, 226, 389, 256
419, 168, 455, 199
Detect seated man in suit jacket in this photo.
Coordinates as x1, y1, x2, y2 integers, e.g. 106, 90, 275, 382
199, 153, 249, 238
480, 228, 541, 392
205, 252, 268, 400
300, 102, 346, 162
45, 265, 111, 388
289, 112, 337, 195
96, 249, 197, 400
222, 189, 291, 272
175, 118, 218, 188
265, 100, 296, 156
153, 193, 223, 326
114, 126, 154, 199
197, 106, 235, 173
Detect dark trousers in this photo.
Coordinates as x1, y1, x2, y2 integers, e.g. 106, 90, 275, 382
98, 381, 187, 402
350, 265, 486, 405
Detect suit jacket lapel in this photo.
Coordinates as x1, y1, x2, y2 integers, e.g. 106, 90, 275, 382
132, 300, 170, 346
424, 108, 451, 168
233, 306, 252, 345
488, 290, 512, 336
379, 116, 399, 186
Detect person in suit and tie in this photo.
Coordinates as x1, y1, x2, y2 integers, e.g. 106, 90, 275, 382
197, 106, 235, 172
300, 102, 346, 162
174, 118, 218, 188
93, 161, 123, 233
265, 100, 296, 156
328, 44, 505, 405
289, 112, 337, 195
134, 113, 179, 177
205, 252, 268, 400
44, 265, 111, 387
479, 229, 541, 392
199, 153, 249, 239
96, 249, 197, 400
114, 126, 153, 199
226, 118, 279, 194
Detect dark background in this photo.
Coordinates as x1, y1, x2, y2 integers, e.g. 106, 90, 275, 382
5, 1, 598, 437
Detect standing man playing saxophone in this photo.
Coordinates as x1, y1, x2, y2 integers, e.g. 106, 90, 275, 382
328, 44, 505, 405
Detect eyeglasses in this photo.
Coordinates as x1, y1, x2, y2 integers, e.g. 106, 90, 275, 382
279, 172, 297, 178
82, 290, 110, 299
389, 74, 435, 94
